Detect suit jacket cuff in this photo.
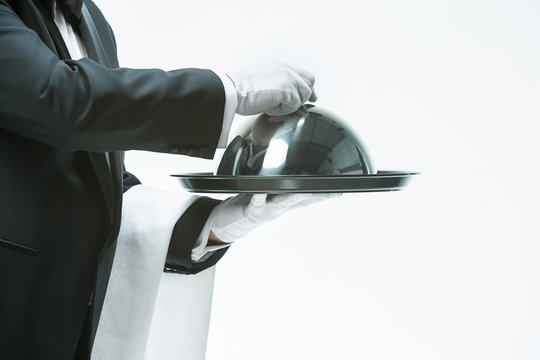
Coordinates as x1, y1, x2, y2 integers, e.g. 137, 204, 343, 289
213, 71, 238, 148
165, 197, 229, 274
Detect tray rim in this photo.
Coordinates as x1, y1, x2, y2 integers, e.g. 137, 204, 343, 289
171, 170, 419, 179
171, 170, 419, 194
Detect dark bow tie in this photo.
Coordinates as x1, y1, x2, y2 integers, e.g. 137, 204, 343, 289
40, 0, 84, 25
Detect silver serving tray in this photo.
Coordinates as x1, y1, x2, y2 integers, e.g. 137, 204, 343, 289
172, 171, 418, 194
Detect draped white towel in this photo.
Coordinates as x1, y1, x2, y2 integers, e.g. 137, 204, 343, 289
92, 185, 215, 360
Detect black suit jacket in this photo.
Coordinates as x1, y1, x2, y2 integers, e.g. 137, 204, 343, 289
0, 0, 228, 358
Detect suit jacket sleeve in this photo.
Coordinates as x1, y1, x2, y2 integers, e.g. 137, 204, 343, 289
165, 197, 228, 274
0, 2, 225, 158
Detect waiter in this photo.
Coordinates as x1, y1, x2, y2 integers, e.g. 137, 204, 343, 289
0, 0, 321, 359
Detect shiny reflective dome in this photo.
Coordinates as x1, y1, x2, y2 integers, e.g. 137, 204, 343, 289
217, 105, 376, 176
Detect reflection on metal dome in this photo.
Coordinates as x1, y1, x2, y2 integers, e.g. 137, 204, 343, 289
217, 105, 376, 176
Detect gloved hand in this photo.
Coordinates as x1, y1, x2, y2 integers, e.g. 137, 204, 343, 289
209, 193, 339, 243
226, 62, 318, 116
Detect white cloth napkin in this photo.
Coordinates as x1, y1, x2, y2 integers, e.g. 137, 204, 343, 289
92, 185, 197, 360
143, 268, 216, 360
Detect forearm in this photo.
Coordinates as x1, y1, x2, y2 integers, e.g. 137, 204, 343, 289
0, 6, 225, 156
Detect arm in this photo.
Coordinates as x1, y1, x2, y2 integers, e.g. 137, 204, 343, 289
0, 4, 224, 157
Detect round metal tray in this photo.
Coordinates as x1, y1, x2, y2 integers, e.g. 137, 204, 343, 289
172, 171, 418, 194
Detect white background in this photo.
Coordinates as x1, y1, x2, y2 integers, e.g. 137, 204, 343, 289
93, 1, 540, 359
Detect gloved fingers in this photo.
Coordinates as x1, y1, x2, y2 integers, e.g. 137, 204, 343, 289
222, 193, 252, 207
211, 193, 340, 244
267, 106, 308, 123
295, 67, 315, 88
266, 71, 311, 116
230, 62, 317, 116
252, 193, 312, 209
264, 105, 300, 117
294, 72, 314, 105
291, 192, 342, 208
241, 92, 280, 116
295, 67, 317, 103
265, 193, 313, 208
295, 105, 310, 119
309, 89, 318, 102
249, 193, 269, 208
209, 194, 252, 230
264, 90, 303, 116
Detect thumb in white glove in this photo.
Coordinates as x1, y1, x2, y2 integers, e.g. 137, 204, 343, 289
209, 193, 339, 243
227, 62, 318, 116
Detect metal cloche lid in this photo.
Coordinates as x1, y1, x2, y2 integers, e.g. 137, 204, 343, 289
217, 105, 377, 176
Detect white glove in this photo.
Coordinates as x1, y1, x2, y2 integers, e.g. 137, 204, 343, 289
227, 62, 318, 116
209, 193, 339, 243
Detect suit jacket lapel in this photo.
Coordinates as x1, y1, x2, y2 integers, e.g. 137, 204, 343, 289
78, 4, 111, 67
78, 4, 122, 220
77, 3, 126, 346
